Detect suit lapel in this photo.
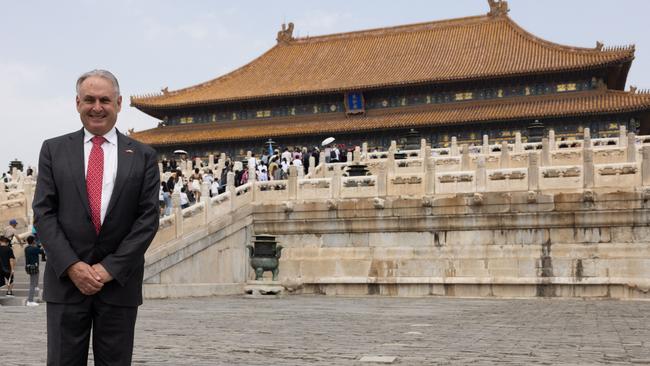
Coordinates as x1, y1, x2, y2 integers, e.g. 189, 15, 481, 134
105, 131, 135, 219
67, 129, 92, 219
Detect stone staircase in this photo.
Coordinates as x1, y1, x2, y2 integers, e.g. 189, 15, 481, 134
0, 246, 44, 306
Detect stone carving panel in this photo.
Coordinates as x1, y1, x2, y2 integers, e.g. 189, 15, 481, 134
391, 176, 423, 185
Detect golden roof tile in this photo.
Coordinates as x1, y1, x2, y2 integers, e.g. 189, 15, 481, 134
130, 90, 650, 147
131, 13, 633, 109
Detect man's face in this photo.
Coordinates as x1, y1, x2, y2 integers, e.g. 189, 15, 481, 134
76, 76, 122, 136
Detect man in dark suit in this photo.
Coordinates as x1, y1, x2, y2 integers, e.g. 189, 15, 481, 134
33, 69, 160, 365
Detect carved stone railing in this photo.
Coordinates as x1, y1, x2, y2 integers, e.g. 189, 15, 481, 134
436, 171, 476, 194
147, 132, 650, 251
102, 130, 650, 299
485, 168, 528, 192
298, 178, 332, 200
254, 180, 289, 202
340, 176, 378, 198
233, 182, 253, 210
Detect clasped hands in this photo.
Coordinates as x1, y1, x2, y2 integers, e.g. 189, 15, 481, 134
67, 262, 113, 295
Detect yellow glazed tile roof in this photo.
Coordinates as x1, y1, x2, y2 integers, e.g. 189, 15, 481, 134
130, 90, 650, 147
131, 13, 633, 109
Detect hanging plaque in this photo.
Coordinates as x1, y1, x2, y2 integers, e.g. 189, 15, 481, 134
344, 92, 365, 115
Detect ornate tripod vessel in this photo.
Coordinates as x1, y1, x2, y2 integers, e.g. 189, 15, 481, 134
247, 234, 283, 281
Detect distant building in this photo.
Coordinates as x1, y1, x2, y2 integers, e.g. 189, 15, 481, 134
130, 1, 650, 158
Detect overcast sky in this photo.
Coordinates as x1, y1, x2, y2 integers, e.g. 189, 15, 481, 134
2, 0, 649, 170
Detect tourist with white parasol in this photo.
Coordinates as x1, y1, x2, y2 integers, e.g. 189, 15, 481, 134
322, 137, 335, 163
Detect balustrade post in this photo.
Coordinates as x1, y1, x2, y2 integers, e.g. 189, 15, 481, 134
331, 168, 341, 199
227, 172, 236, 211
308, 156, 316, 175
377, 163, 387, 197
0, 182, 6, 201
201, 181, 211, 224
390, 140, 397, 151
208, 154, 214, 171
482, 134, 490, 154
583, 127, 592, 149
248, 164, 257, 201
541, 138, 551, 166
23, 181, 34, 219
461, 144, 470, 170
451, 136, 459, 156
424, 146, 435, 195
500, 141, 510, 169
288, 166, 298, 200
583, 148, 594, 188
319, 151, 326, 177
353, 146, 361, 163
420, 138, 427, 159
476, 156, 486, 192
346, 151, 353, 163
528, 152, 540, 191
642, 146, 650, 186
361, 142, 368, 161
619, 125, 628, 147
515, 132, 523, 153
386, 145, 396, 175
548, 129, 556, 150
172, 190, 183, 238
158, 162, 163, 176
627, 132, 637, 163
216, 153, 226, 178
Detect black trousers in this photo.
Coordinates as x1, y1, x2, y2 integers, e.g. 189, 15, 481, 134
47, 297, 138, 366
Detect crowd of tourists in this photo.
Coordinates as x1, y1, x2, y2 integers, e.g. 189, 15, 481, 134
158, 145, 352, 216
0, 219, 45, 307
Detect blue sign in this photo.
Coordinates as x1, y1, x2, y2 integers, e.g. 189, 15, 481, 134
345, 92, 365, 114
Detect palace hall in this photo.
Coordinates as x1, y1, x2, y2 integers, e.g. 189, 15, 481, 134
130, 1, 650, 158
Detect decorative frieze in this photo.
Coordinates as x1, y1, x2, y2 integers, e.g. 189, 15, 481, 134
391, 176, 422, 185
542, 167, 581, 178
598, 165, 638, 175
436, 158, 461, 166
594, 149, 624, 158
299, 180, 330, 189
552, 151, 581, 160
396, 160, 422, 168
438, 174, 474, 183
488, 170, 526, 180
343, 178, 376, 187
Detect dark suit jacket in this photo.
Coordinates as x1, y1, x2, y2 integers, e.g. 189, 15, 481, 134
33, 128, 160, 307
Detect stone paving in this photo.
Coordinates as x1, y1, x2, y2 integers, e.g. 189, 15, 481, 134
1, 296, 650, 365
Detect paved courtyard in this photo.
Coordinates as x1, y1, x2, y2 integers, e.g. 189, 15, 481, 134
1, 295, 649, 365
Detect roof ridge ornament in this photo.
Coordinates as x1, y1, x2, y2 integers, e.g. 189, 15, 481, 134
487, 0, 509, 17
277, 22, 295, 45
596, 41, 604, 51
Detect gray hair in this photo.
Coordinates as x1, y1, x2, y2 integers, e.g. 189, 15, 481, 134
75, 69, 121, 97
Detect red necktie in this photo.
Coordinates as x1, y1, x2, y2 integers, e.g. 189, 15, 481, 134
87, 135, 106, 234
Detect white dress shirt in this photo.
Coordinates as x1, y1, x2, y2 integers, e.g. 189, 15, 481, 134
83, 127, 118, 225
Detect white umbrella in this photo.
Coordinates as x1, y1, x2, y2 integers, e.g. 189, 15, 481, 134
321, 137, 335, 146
173, 149, 188, 155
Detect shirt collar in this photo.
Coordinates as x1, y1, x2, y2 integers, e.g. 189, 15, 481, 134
83, 127, 117, 146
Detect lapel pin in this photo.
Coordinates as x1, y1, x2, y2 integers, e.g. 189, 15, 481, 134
125, 149, 134, 153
